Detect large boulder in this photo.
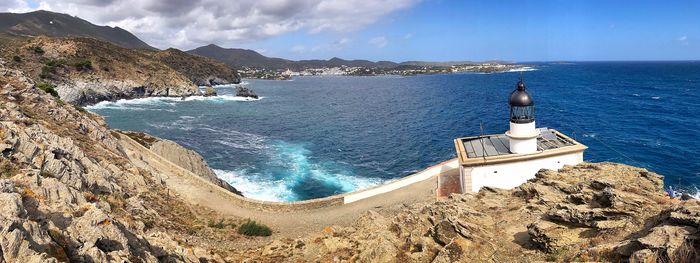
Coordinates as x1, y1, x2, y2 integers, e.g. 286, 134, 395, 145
203, 86, 217, 97
235, 85, 258, 99
147, 138, 243, 196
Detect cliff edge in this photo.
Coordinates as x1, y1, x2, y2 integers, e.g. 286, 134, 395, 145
0, 57, 698, 262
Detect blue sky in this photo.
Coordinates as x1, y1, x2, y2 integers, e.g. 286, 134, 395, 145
5, 0, 700, 61
248, 1, 700, 62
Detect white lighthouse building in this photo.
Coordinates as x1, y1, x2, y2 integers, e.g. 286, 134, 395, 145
443, 79, 587, 195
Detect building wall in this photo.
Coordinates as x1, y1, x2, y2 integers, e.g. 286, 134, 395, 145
465, 152, 583, 192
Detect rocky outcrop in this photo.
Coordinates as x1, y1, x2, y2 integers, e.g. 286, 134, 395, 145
203, 86, 217, 97
155, 48, 241, 86
0, 59, 236, 262
235, 85, 258, 99
226, 163, 700, 262
0, 36, 240, 106
128, 133, 242, 196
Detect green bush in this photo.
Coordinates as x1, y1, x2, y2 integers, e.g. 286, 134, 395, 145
237, 220, 272, 236
12, 55, 21, 62
37, 82, 59, 98
40, 59, 66, 79
72, 59, 92, 71
32, 46, 44, 54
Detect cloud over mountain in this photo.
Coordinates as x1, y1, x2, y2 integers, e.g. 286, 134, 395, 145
2, 0, 418, 49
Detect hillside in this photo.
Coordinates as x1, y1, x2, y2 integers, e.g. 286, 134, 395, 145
154, 48, 240, 86
0, 34, 239, 105
188, 44, 398, 70
0, 10, 154, 50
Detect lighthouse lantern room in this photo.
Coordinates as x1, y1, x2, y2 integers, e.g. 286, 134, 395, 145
506, 79, 540, 154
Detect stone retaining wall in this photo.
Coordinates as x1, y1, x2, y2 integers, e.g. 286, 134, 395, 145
119, 131, 456, 212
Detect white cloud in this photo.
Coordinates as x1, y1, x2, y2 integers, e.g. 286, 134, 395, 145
368, 36, 388, 48
4, 0, 419, 50
0, 0, 32, 12
291, 45, 307, 53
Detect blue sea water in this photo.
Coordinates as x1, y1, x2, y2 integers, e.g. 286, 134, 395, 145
87, 62, 700, 201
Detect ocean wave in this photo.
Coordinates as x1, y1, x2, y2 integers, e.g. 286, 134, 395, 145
507, 66, 538, 72
651, 96, 661, 100
86, 95, 263, 111
214, 140, 384, 202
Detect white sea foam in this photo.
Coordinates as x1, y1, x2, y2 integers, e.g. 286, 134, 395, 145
651, 96, 661, 100
583, 133, 596, 138
85, 95, 263, 111
507, 66, 538, 72
214, 169, 293, 201
214, 140, 384, 202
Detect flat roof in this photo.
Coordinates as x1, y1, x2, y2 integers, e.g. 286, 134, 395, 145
454, 128, 587, 167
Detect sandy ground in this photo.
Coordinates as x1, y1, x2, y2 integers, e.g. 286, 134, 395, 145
119, 133, 453, 239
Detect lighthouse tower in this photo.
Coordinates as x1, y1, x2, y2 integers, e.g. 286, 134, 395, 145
505, 79, 539, 154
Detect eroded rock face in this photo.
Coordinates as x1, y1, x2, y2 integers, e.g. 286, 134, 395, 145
147, 137, 242, 196
0, 59, 224, 262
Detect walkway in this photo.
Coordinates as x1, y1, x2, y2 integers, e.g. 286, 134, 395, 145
118, 133, 458, 238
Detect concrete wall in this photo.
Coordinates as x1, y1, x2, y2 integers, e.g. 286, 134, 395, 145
466, 151, 583, 192
120, 131, 458, 211
343, 159, 459, 204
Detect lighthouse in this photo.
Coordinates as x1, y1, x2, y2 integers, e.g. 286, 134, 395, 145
506, 79, 539, 154
446, 78, 588, 196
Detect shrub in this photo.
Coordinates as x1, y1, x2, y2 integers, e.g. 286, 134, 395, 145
72, 59, 92, 71
207, 219, 227, 229
36, 82, 59, 98
237, 220, 272, 236
12, 55, 21, 62
32, 46, 44, 54
40, 59, 66, 79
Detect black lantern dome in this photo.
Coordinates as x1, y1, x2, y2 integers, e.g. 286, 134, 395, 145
509, 79, 535, 123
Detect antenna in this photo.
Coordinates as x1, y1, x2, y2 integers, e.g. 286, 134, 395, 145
479, 122, 487, 162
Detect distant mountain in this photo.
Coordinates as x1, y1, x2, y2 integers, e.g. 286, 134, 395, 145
0, 10, 154, 50
188, 44, 399, 70
188, 44, 292, 69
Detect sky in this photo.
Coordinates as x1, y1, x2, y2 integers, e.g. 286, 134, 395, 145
2, 0, 699, 62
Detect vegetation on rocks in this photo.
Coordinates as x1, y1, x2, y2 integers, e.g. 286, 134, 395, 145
0, 35, 239, 106
238, 220, 273, 236
36, 82, 59, 97
72, 58, 92, 71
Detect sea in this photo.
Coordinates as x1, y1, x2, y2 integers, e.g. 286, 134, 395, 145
86, 62, 700, 201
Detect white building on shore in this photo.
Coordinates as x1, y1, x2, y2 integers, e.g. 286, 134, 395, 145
440, 79, 587, 195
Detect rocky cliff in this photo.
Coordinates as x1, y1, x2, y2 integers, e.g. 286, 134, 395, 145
122, 132, 242, 196
230, 163, 700, 263
0, 59, 254, 262
0, 35, 239, 106
1, 58, 699, 262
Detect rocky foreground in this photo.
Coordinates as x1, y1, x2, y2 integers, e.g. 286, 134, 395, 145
230, 163, 699, 262
1, 57, 699, 262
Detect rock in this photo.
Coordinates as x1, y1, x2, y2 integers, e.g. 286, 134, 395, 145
203, 86, 217, 97
149, 138, 243, 196
527, 220, 583, 252
637, 225, 696, 256
236, 85, 258, 99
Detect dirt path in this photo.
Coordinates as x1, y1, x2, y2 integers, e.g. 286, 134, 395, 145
118, 133, 455, 238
